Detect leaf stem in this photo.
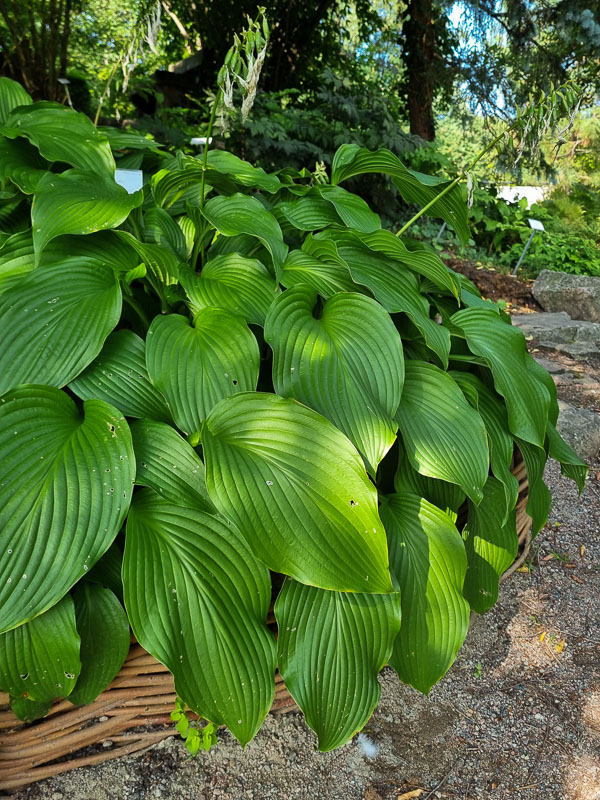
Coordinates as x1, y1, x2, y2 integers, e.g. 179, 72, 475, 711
196, 88, 221, 267
395, 121, 519, 238
94, 55, 122, 126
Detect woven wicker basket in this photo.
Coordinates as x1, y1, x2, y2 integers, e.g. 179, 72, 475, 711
0, 455, 532, 791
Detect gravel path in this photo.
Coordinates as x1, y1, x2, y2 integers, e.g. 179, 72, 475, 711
9, 344, 600, 800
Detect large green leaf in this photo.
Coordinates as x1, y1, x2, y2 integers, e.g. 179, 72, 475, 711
265, 286, 403, 472
275, 580, 401, 751
9, 695, 52, 723
356, 229, 459, 297
69, 330, 172, 423
276, 192, 342, 231
394, 447, 466, 514
180, 254, 280, 325
450, 371, 519, 523
318, 185, 380, 232
546, 422, 588, 493
202, 392, 392, 593
69, 582, 130, 705
0, 594, 80, 702
202, 194, 288, 277
0, 387, 134, 633
116, 231, 180, 286
130, 418, 214, 510
0, 77, 32, 124
462, 477, 518, 614
330, 145, 469, 244
380, 493, 470, 693
0, 136, 48, 193
206, 150, 281, 193
515, 438, 551, 538
396, 361, 489, 503
144, 207, 188, 260
451, 308, 550, 447
0, 231, 35, 293
0, 259, 121, 393
32, 169, 143, 260
280, 250, 357, 298
325, 236, 450, 366
1, 102, 115, 175
146, 310, 259, 436
124, 489, 276, 745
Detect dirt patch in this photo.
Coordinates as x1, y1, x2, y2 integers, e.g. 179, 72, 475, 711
445, 254, 541, 311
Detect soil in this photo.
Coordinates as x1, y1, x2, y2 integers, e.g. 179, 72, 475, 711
5, 261, 600, 800
445, 255, 542, 312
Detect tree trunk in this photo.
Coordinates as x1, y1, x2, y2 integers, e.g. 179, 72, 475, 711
403, 0, 436, 141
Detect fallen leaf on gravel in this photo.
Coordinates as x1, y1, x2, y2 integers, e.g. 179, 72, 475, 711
397, 791, 424, 799
571, 575, 585, 585
556, 640, 565, 654
540, 632, 547, 642
543, 554, 555, 561
580, 545, 586, 558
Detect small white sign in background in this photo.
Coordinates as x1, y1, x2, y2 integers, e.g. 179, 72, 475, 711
115, 169, 143, 194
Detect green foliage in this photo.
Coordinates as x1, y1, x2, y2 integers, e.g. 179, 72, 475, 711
0, 79, 588, 750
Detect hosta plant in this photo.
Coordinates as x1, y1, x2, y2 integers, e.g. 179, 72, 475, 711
0, 76, 587, 752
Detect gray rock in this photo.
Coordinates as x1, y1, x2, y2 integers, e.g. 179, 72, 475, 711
532, 270, 600, 323
536, 341, 600, 359
512, 311, 600, 344
556, 400, 600, 461
532, 356, 566, 375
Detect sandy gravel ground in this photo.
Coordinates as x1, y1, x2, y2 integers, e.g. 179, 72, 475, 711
8, 345, 600, 800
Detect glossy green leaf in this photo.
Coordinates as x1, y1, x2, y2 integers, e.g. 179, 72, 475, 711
69, 583, 130, 705
180, 254, 279, 325
144, 207, 188, 260
130, 418, 214, 510
327, 237, 450, 366
0, 77, 33, 124
146, 309, 259, 436
85, 543, 124, 600
275, 580, 401, 751
2, 102, 115, 175
330, 145, 469, 244
0, 387, 134, 633
451, 308, 550, 447
276, 193, 341, 231
0, 594, 80, 702
451, 371, 519, 521
0, 231, 35, 293
202, 194, 288, 277
394, 447, 466, 513
265, 286, 403, 472
0, 136, 48, 193
9, 695, 52, 722
516, 438, 551, 538
462, 477, 518, 614
116, 231, 180, 286
202, 392, 392, 593
206, 150, 281, 193
318, 184, 380, 233
355, 229, 459, 297
380, 493, 469, 693
280, 250, 357, 298
0, 259, 121, 393
124, 489, 276, 745
32, 169, 142, 260
69, 330, 172, 423
396, 361, 489, 503
546, 422, 588, 493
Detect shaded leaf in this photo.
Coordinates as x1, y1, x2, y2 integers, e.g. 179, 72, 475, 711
276, 580, 401, 751
0, 594, 80, 702
0, 386, 134, 633
146, 310, 259, 436
124, 489, 276, 745
380, 493, 469, 693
